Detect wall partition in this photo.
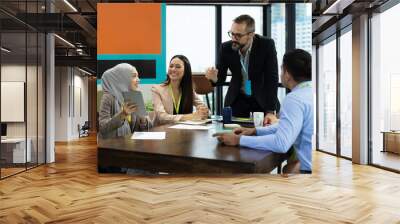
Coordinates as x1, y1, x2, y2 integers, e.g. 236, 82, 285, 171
370, 2, 400, 171
0, 1, 46, 179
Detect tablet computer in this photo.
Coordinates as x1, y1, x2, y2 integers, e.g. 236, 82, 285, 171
122, 90, 148, 117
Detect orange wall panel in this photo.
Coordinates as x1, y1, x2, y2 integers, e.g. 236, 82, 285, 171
97, 3, 161, 55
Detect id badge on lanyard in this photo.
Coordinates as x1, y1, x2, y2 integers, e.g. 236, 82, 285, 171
240, 57, 252, 95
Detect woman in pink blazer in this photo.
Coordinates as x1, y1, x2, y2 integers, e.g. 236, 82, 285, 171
152, 55, 208, 125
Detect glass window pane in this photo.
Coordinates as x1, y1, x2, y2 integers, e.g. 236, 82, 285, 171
271, 4, 285, 79
340, 29, 352, 158
38, 33, 46, 165
27, 31, 39, 169
295, 3, 312, 54
1, 31, 28, 177
221, 6, 263, 43
166, 6, 215, 73
371, 3, 400, 171
318, 38, 337, 154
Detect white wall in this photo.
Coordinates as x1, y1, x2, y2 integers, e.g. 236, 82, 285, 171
1, 65, 33, 137
55, 67, 68, 141
55, 67, 89, 141
1, 63, 46, 164
72, 72, 89, 138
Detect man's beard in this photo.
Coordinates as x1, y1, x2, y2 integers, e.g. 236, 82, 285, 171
231, 41, 245, 51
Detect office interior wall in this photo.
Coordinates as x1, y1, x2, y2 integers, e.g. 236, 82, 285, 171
0, 66, 26, 177
1, 82, 24, 122
1, 63, 45, 174
0, 27, 47, 179
73, 73, 89, 138
1, 65, 39, 139
55, 67, 89, 141
54, 67, 69, 141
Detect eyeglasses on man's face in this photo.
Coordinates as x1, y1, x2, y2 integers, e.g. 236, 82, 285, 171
227, 31, 253, 39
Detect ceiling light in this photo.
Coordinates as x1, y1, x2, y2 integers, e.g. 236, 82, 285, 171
54, 34, 75, 48
322, 0, 354, 15
78, 67, 92, 76
63, 0, 78, 12
1, 47, 11, 53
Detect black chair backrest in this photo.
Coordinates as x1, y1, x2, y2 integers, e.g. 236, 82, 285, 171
82, 121, 90, 129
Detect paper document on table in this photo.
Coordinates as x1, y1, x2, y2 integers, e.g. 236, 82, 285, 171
177, 119, 212, 125
131, 132, 166, 140
169, 124, 211, 130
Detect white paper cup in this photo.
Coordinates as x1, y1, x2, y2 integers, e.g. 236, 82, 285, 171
253, 112, 264, 127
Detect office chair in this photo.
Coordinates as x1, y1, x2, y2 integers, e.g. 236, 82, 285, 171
192, 74, 215, 114
78, 121, 90, 138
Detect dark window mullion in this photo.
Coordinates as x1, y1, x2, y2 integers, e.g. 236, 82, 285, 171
337, 29, 341, 157
25, 0, 28, 171
263, 5, 271, 38
215, 5, 222, 115
316, 45, 320, 151
285, 4, 296, 52
285, 4, 296, 95
0, 18, 2, 179
36, 0, 39, 167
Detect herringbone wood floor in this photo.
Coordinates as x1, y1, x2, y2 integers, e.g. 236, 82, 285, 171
1, 135, 400, 224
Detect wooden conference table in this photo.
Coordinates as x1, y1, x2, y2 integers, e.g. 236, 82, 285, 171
97, 123, 288, 174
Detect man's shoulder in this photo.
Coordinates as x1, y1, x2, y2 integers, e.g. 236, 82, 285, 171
286, 88, 313, 106
254, 34, 275, 47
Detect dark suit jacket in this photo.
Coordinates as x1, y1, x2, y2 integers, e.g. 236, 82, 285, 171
213, 34, 279, 112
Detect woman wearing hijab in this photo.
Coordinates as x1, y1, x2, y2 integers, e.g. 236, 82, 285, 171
151, 55, 208, 124
99, 63, 152, 138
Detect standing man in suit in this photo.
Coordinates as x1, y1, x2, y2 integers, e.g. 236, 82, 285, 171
206, 14, 279, 120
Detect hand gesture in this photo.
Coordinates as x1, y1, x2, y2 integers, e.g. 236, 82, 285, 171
122, 102, 137, 116
196, 105, 209, 119
212, 133, 240, 146
233, 127, 256, 136
205, 67, 218, 83
263, 113, 279, 126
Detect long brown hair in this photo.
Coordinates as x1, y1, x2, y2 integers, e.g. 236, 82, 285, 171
164, 55, 194, 114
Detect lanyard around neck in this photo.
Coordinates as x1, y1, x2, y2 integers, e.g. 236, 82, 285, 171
239, 47, 251, 75
168, 84, 182, 114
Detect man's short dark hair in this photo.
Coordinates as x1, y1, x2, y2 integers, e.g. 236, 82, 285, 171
233, 14, 255, 33
283, 49, 311, 82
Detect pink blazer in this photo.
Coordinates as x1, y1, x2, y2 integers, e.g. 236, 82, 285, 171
151, 84, 205, 125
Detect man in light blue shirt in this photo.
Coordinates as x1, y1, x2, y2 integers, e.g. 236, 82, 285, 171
213, 49, 313, 173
